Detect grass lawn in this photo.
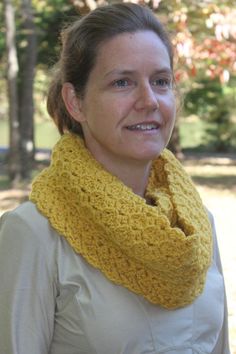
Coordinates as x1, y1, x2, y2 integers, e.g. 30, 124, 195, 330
0, 119, 59, 149
0, 120, 8, 147
35, 121, 60, 149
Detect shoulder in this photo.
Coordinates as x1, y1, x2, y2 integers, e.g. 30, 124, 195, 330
0, 202, 55, 239
206, 208, 214, 226
0, 202, 61, 272
205, 207, 224, 274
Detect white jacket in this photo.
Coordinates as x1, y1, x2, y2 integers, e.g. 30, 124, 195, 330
0, 202, 231, 354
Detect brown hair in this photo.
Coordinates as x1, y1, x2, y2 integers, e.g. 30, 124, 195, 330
47, 2, 174, 136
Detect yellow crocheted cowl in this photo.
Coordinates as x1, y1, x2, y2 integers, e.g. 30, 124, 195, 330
30, 133, 212, 309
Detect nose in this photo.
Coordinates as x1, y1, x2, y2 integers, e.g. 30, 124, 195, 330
134, 83, 159, 111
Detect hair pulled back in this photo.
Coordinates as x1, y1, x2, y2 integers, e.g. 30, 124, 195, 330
47, 2, 174, 136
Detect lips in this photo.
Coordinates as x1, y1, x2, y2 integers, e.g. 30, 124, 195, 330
126, 122, 160, 131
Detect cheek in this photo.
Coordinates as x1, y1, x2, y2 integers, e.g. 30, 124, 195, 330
95, 95, 120, 117
105, 100, 132, 128
160, 94, 176, 121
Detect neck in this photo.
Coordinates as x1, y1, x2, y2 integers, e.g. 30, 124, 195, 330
89, 151, 151, 198
111, 161, 152, 198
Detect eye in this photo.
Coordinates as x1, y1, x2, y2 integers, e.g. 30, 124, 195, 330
152, 78, 172, 89
112, 78, 133, 88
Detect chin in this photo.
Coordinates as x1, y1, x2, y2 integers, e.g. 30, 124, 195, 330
137, 145, 166, 161
130, 150, 164, 164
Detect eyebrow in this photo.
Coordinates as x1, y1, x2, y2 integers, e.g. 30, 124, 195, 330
104, 67, 172, 79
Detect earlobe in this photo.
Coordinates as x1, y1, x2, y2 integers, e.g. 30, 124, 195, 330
61, 82, 85, 122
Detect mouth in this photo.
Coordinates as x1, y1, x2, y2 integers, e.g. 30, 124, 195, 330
126, 122, 160, 131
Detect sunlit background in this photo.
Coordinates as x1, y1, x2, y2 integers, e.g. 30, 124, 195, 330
0, 0, 236, 351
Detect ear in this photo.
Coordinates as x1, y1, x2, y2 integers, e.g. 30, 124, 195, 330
61, 82, 85, 122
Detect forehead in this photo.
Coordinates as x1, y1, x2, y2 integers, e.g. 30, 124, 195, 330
94, 30, 171, 73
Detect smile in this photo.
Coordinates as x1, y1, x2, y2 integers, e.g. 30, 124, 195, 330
126, 123, 160, 131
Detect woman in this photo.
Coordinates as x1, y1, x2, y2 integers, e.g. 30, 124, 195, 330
0, 3, 230, 353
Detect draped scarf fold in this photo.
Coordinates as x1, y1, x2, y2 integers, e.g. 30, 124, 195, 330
30, 133, 212, 309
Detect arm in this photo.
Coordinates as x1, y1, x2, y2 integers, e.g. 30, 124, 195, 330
0, 206, 57, 354
209, 212, 231, 354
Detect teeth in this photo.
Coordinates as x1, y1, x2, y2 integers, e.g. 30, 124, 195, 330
127, 123, 158, 131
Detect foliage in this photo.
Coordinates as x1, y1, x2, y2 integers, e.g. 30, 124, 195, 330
70, 0, 236, 83
185, 79, 231, 121
1, 0, 236, 79
0, 3, 4, 63
32, 0, 79, 67
184, 78, 236, 151
1, 0, 236, 153
0, 0, 78, 65
152, 0, 236, 151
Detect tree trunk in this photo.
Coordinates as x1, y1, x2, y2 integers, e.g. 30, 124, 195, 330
18, 0, 37, 179
4, 0, 22, 183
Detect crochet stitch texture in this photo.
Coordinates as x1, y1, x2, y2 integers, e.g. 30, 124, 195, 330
30, 133, 212, 309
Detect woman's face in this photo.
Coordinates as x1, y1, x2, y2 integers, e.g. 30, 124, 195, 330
74, 30, 176, 169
